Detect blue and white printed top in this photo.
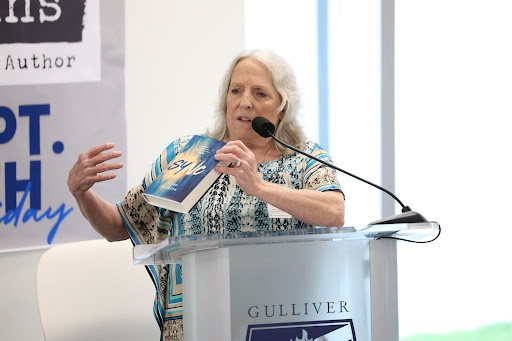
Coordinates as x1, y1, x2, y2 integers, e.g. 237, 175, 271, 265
117, 135, 342, 340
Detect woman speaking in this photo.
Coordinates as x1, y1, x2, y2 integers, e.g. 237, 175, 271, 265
67, 49, 345, 340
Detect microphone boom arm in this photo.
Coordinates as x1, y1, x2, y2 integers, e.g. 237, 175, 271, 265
251, 116, 429, 225
266, 130, 409, 211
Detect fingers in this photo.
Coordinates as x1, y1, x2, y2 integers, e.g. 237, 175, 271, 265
68, 143, 124, 196
214, 141, 261, 194
214, 151, 241, 167
87, 172, 118, 184
215, 141, 266, 186
216, 140, 255, 167
72, 172, 116, 191
92, 150, 123, 165
86, 142, 116, 158
80, 143, 122, 167
79, 143, 123, 176
84, 159, 123, 177
218, 140, 251, 155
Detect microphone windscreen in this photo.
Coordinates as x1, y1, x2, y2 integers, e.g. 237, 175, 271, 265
252, 116, 276, 138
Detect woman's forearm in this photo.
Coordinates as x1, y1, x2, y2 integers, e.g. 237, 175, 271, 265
253, 182, 345, 227
73, 189, 129, 241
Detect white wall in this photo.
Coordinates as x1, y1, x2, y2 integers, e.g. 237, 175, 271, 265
395, 0, 512, 336
0, 1, 245, 340
125, 0, 245, 188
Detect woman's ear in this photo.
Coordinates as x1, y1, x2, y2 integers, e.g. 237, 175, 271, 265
281, 99, 288, 118
276, 113, 283, 127
278, 104, 285, 120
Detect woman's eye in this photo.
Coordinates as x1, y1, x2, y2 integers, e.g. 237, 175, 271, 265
230, 88, 240, 94
257, 91, 267, 97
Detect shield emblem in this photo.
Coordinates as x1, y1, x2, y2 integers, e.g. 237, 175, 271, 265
246, 319, 356, 341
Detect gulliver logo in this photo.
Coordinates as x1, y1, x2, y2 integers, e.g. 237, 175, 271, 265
246, 319, 356, 341
0, 0, 101, 86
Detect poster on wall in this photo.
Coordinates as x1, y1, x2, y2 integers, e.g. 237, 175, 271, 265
0, 0, 127, 251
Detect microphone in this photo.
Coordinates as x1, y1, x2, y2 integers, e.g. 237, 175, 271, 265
252, 116, 428, 225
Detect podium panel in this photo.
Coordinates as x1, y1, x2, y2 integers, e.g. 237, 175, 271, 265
133, 223, 439, 341
183, 239, 371, 340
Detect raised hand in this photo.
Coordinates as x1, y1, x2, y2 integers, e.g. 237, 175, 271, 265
67, 143, 123, 197
214, 140, 264, 196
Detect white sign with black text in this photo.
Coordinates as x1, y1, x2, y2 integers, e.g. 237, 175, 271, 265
0, 0, 101, 86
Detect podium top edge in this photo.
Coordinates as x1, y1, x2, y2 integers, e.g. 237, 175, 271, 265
133, 222, 440, 265
154, 221, 437, 241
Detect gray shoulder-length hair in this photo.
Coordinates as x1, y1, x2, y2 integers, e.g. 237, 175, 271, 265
207, 49, 306, 155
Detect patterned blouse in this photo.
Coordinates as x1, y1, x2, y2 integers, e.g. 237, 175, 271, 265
117, 135, 342, 341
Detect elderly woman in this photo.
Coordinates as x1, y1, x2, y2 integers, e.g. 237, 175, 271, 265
67, 49, 344, 340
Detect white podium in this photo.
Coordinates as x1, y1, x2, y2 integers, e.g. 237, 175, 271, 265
133, 222, 439, 341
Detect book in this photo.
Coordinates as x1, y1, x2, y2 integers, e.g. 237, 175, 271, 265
142, 135, 227, 213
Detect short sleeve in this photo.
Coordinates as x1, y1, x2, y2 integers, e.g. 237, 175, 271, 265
302, 142, 343, 194
117, 182, 163, 245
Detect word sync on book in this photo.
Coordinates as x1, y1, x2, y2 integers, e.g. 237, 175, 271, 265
142, 135, 227, 213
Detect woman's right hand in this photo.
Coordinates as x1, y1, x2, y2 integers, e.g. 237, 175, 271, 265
67, 143, 123, 198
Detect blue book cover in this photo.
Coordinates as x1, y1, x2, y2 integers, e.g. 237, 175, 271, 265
143, 135, 227, 213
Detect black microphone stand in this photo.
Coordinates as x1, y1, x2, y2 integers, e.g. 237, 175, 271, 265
261, 127, 428, 225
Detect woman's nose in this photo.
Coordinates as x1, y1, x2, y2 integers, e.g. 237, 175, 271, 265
240, 92, 253, 109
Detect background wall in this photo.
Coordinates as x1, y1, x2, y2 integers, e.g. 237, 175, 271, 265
0, 0, 244, 339
395, 0, 512, 337
124, 0, 244, 188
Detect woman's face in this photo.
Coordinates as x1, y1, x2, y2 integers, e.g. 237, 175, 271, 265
225, 58, 282, 144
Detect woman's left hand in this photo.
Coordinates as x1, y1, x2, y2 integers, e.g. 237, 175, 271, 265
214, 140, 264, 195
